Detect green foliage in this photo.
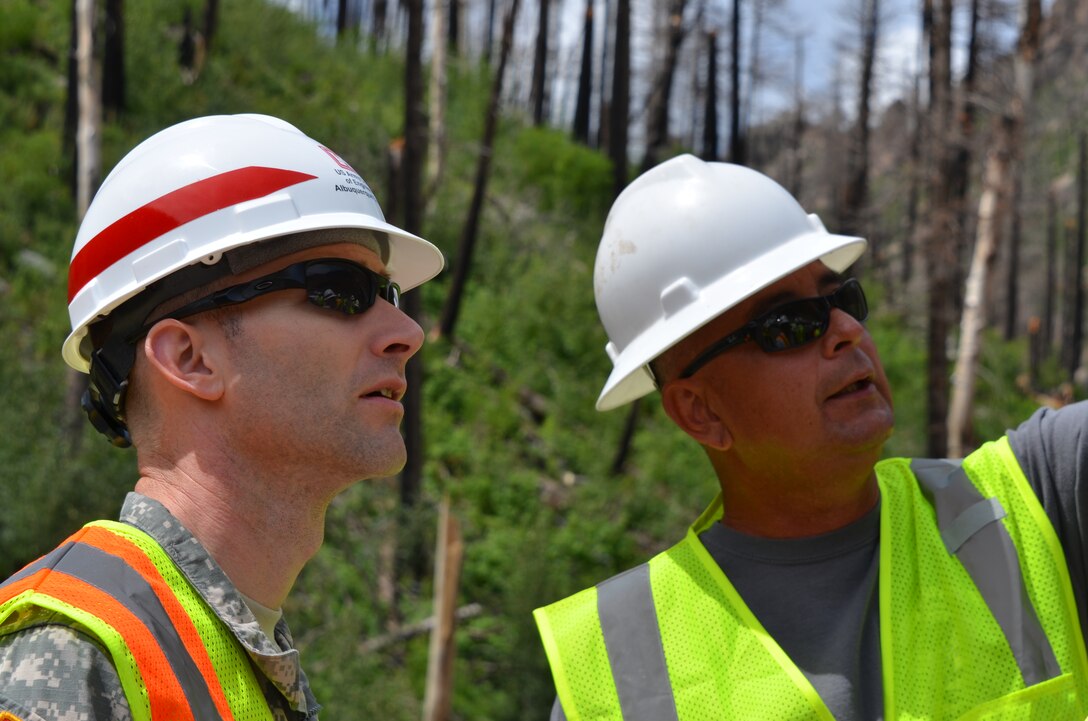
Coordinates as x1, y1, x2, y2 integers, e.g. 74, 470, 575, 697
512, 127, 614, 218
868, 303, 928, 459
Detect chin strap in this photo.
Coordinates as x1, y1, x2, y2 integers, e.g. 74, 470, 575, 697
83, 343, 134, 448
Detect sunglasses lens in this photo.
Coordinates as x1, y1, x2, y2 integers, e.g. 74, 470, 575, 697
304, 262, 376, 315
753, 281, 868, 352
384, 282, 401, 309
755, 300, 828, 351
839, 281, 868, 321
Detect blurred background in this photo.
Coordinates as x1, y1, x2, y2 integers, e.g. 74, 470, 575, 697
1, 0, 1084, 717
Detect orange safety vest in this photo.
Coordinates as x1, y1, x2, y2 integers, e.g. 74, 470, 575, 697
0, 521, 272, 721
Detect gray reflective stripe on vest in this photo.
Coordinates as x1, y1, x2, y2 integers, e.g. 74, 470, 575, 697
2, 540, 225, 720
911, 458, 1062, 686
596, 564, 680, 721
1, 542, 77, 589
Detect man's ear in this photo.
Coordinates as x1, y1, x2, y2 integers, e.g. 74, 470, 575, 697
660, 379, 732, 451
142, 320, 225, 402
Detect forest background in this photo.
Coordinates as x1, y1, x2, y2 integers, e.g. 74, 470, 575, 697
2, 0, 1088, 717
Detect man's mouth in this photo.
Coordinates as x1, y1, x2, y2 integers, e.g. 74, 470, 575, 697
830, 378, 871, 399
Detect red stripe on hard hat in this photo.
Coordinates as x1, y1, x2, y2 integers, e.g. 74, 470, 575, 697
68, 166, 317, 302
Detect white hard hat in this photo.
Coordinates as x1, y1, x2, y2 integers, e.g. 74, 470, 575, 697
63, 113, 445, 373
594, 154, 866, 411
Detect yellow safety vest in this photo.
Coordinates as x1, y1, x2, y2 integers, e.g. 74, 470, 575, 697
0, 521, 274, 721
534, 438, 1088, 720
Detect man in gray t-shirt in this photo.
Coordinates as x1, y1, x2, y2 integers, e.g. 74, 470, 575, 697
538, 155, 1088, 721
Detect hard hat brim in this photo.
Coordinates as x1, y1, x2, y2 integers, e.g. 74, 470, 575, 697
595, 230, 866, 411
62, 213, 444, 373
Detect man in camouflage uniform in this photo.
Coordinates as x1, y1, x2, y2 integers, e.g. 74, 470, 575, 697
0, 497, 318, 720
0, 115, 444, 720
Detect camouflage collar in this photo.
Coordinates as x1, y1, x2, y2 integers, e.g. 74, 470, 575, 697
119, 493, 314, 713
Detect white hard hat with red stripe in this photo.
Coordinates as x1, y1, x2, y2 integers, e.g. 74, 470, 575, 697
64, 113, 444, 373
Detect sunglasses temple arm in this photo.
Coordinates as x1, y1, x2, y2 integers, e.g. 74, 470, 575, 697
679, 329, 749, 379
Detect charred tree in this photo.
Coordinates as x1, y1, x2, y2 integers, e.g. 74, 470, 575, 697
742, 0, 773, 166
606, 0, 634, 473
484, 0, 497, 64
947, 115, 1014, 457
641, 0, 690, 172
597, 0, 613, 148
1005, 173, 1024, 340
427, 0, 449, 201
337, 0, 349, 39
840, 0, 880, 237
923, 0, 957, 457
947, 0, 980, 320
202, 0, 219, 49
449, 0, 460, 54
728, 0, 746, 164
401, 0, 428, 588
1044, 186, 1058, 350
1003, 0, 1042, 340
610, 0, 630, 198
902, 71, 923, 287
63, 0, 79, 195
76, 0, 100, 218
65, 0, 102, 453
531, 0, 551, 125
102, 0, 124, 118
439, 0, 522, 339
572, 0, 594, 144
178, 5, 206, 83
373, 0, 387, 43
949, 0, 1040, 454
1064, 134, 1087, 382
786, 33, 805, 198
610, 398, 641, 476
702, 30, 719, 160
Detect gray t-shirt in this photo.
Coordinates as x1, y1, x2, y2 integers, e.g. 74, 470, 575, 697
550, 402, 1088, 721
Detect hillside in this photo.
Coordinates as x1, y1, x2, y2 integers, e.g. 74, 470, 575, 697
0, 0, 1070, 717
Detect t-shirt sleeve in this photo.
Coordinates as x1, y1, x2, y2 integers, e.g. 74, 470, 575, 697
1006, 401, 1088, 636
0, 623, 132, 721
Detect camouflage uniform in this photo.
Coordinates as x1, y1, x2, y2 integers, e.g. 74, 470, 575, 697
0, 493, 321, 721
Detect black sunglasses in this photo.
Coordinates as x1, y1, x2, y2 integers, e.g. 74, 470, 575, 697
132, 258, 400, 342
679, 278, 869, 379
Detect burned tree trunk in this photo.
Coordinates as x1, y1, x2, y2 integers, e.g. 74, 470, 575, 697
1003, 0, 1042, 340
427, 0, 449, 202
947, 116, 1014, 457
609, 0, 630, 198
531, 0, 551, 125
401, 0, 427, 589
202, 0, 219, 49
1064, 135, 1087, 382
1044, 186, 1058, 350
728, 0, 745, 164
66, 0, 102, 453
840, 0, 879, 237
641, 0, 689, 172
924, 0, 957, 458
337, 0, 349, 39
439, 0, 522, 339
572, 0, 594, 144
702, 30, 718, 160
102, 0, 125, 118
